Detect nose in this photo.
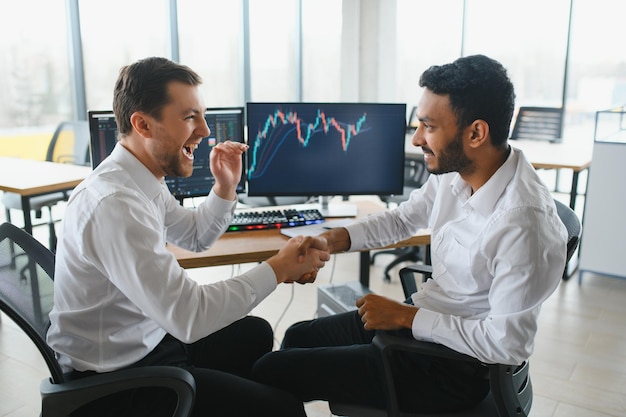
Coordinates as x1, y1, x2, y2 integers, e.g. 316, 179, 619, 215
197, 117, 210, 138
411, 125, 425, 147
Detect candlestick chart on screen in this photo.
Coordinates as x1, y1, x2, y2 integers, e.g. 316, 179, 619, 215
244, 102, 406, 197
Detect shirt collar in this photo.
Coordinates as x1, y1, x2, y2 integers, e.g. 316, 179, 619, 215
449, 146, 518, 218
110, 143, 165, 201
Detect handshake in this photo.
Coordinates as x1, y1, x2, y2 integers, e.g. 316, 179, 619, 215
265, 234, 333, 285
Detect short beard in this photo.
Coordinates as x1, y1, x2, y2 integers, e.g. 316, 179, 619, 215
428, 131, 474, 176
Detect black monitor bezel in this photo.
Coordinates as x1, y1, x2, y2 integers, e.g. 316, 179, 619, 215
245, 102, 406, 198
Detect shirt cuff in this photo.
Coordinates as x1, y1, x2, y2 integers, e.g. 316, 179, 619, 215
242, 261, 278, 301
411, 307, 437, 342
206, 188, 237, 215
345, 222, 367, 251
208, 188, 237, 206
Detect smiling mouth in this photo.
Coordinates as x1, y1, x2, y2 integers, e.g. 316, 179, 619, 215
183, 144, 198, 158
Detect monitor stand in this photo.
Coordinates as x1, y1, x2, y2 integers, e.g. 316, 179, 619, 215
290, 196, 357, 218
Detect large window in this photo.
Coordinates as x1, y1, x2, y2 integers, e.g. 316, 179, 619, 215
301, 0, 342, 101
394, 0, 464, 116
461, 0, 575, 151
178, 0, 244, 107
0, 0, 71, 129
566, 0, 626, 140
248, 0, 300, 101
463, 0, 570, 109
79, 0, 170, 112
1, 0, 626, 150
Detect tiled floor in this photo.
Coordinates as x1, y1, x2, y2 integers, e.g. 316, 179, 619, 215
1, 201, 625, 416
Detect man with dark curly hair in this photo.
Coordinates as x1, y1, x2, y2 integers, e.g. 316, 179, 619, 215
252, 54, 567, 414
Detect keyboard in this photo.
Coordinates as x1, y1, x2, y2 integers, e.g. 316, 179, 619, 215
227, 208, 325, 232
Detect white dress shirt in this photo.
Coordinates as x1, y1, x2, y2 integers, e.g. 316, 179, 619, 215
346, 147, 567, 365
47, 144, 277, 373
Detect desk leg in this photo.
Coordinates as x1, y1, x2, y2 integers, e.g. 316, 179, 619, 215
20, 195, 33, 235
359, 251, 370, 288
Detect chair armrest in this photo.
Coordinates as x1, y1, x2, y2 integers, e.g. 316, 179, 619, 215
399, 264, 433, 298
40, 366, 196, 417
373, 332, 479, 363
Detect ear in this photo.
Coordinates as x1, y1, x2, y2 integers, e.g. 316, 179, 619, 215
129, 112, 152, 139
467, 119, 490, 149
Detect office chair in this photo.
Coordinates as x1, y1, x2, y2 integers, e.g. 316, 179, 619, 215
509, 107, 563, 143
554, 199, 582, 280
373, 154, 430, 281
329, 199, 582, 417
510, 106, 564, 192
0, 222, 196, 417
1, 121, 90, 251
330, 338, 532, 417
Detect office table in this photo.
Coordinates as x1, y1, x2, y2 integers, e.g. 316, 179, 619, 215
169, 200, 431, 287
0, 157, 91, 235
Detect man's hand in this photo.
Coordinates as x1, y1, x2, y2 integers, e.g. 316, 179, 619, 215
292, 235, 330, 283
209, 141, 248, 201
266, 236, 330, 285
356, 294, 418, 331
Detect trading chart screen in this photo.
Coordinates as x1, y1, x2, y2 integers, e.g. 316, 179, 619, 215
246, 102, 406, 197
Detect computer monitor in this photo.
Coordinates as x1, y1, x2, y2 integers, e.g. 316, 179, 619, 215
87, 107, 247, 201
88, 110, 118, 169
245, 102, 406, 216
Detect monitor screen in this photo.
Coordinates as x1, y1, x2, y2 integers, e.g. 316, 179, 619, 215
87, 107, 246, 200
246, 102, 406, 200
88, 110, 118, 169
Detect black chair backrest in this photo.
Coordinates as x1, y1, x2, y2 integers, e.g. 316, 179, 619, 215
510, 107, 563, 143
490, 361, 533, 417
553, 199, 582, 263
0, 222, 64, 382
46, 120, 91, 166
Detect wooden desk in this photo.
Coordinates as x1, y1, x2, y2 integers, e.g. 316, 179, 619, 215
0, 157, 91, 235
405, 136, 592, 210
169, 200, 430, 287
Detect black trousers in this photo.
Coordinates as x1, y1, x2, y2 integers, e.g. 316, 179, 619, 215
68, 316, 306, 417
251, 311, 490, 414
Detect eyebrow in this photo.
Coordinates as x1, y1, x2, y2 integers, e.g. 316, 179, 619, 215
182, 108, 203, 117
